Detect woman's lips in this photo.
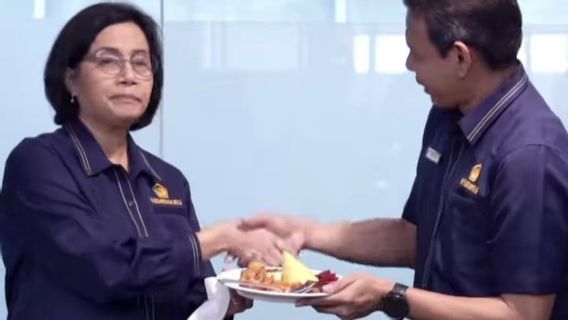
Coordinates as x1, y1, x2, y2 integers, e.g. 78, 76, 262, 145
110, 94, 141, 103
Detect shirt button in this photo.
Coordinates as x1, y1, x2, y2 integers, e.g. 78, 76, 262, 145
128, 201, 135, 207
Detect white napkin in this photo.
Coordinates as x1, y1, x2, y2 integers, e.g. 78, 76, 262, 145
187, 277, 231, 320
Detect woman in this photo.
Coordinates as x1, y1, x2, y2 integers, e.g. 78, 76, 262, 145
0, 3, 282, 319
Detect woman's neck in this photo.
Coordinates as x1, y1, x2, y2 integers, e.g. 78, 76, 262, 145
79, 116, 130, 171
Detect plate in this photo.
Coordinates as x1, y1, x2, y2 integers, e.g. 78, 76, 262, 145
217, 268, 329, 303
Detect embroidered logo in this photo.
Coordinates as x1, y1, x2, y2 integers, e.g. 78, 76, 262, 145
153, 183, 169, 199
151, 183, 183, 206
468, 164, 482, 183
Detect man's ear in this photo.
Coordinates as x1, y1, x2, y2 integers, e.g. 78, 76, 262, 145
64, 67, 78, 97
452, 41, 472, 78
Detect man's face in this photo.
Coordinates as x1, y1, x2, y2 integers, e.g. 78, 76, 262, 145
405, 11, 461, 108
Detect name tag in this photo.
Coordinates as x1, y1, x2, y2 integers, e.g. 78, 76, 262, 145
425, 147, 441, 164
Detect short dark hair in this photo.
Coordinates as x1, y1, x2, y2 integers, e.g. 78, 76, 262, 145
403, 0, 523, 70
44, 2, 163, 130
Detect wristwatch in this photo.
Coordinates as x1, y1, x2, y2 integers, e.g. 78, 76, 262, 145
381, 283, 409, 319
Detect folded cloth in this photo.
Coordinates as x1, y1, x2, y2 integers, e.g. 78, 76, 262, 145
188, 277, 230, 320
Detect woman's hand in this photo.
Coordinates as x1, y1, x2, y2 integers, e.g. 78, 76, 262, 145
225, 290, 253, 317
240, 213, 315, 255
227, 223, 284, 266
197, 220, 285, 266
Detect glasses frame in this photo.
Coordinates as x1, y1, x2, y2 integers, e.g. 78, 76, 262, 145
82, 49, 155, 80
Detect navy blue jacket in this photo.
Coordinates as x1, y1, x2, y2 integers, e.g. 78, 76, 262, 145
0, 119, 214, 319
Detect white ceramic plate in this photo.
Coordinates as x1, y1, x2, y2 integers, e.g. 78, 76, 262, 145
217, 268, 329, 303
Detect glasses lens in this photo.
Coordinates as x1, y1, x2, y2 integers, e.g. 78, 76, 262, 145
131, 56, 153, 78
95, 55, 122, 75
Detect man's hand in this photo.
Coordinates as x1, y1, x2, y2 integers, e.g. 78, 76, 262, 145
297, 273, 394, 320
240, 213, 315, 254
198, 220, 284, 266
229, 226, 284, 266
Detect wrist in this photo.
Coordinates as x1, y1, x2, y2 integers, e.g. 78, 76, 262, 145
197, 221, 235, 257
303, 221, 319, 250
381, 282, 409, 319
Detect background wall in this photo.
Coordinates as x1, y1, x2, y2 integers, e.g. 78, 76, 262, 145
0, 1, 567, 319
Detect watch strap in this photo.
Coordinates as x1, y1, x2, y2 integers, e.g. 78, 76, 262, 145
382, 282, 409, 319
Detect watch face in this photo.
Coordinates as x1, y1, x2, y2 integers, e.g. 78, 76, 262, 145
383, 293, 409, 318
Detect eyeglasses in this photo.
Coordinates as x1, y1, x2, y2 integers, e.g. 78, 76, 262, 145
83, 50, 154, 79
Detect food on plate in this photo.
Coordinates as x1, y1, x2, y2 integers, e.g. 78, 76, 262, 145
239, 252, 338, 293
281, 251, 318, 284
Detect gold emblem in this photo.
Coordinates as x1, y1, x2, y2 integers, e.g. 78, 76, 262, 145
468, 164, 482, 183
150, 183, 183, 206
152, 183, 169, 199
460, 178, 480, 195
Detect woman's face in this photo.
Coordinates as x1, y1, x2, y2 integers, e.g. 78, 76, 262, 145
66, 22, 154, 130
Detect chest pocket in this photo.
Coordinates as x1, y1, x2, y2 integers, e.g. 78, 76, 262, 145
446, 177, 491, 243
152, 203, 195, 236
153, 203, 187, 215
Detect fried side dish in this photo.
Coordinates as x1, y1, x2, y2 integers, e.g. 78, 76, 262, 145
240, 261, 338, 293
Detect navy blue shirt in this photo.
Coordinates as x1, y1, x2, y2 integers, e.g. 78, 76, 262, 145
0, 119, 214, 319
403, 65, 568, 319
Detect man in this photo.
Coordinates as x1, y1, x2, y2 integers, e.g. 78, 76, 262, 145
244, 0, 568, 319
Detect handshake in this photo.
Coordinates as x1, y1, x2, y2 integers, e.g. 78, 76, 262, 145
198, 214, 313, 267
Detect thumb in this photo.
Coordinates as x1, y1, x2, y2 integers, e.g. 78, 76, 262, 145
239, 214, 272, 230
274, 238, 302, 256
322, 277, 352, 294
238, 220, 263, 232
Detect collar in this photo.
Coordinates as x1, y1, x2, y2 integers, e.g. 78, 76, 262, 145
458, 63, 529, 144
64, 119, 162, 181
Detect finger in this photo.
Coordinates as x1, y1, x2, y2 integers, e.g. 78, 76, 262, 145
312, 305, 345, 317
296, 297, 340, 307
237, 259, 248, 268
232, 294, 247, 305
298, 279, 357, 308
239, 214, 272, 230
267, 244, 284, 266
247, 250, 263, 265
263, 254, 279, 267
284, 234, 304, 254
234, 251, 253, 267
275, 238, 300, 255
322, 276, 355, 295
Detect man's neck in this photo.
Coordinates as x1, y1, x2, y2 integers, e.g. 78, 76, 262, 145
458, 64, 519, 114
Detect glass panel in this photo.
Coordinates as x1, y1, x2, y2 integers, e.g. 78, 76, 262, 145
164, 0, 334, 22
375, 34, 408, 74
529, 34, 568, 73
163, 19, 422, 320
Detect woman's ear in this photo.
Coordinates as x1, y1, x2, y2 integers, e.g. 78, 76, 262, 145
452, 41, 472, 78
64, 67, 78, 97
